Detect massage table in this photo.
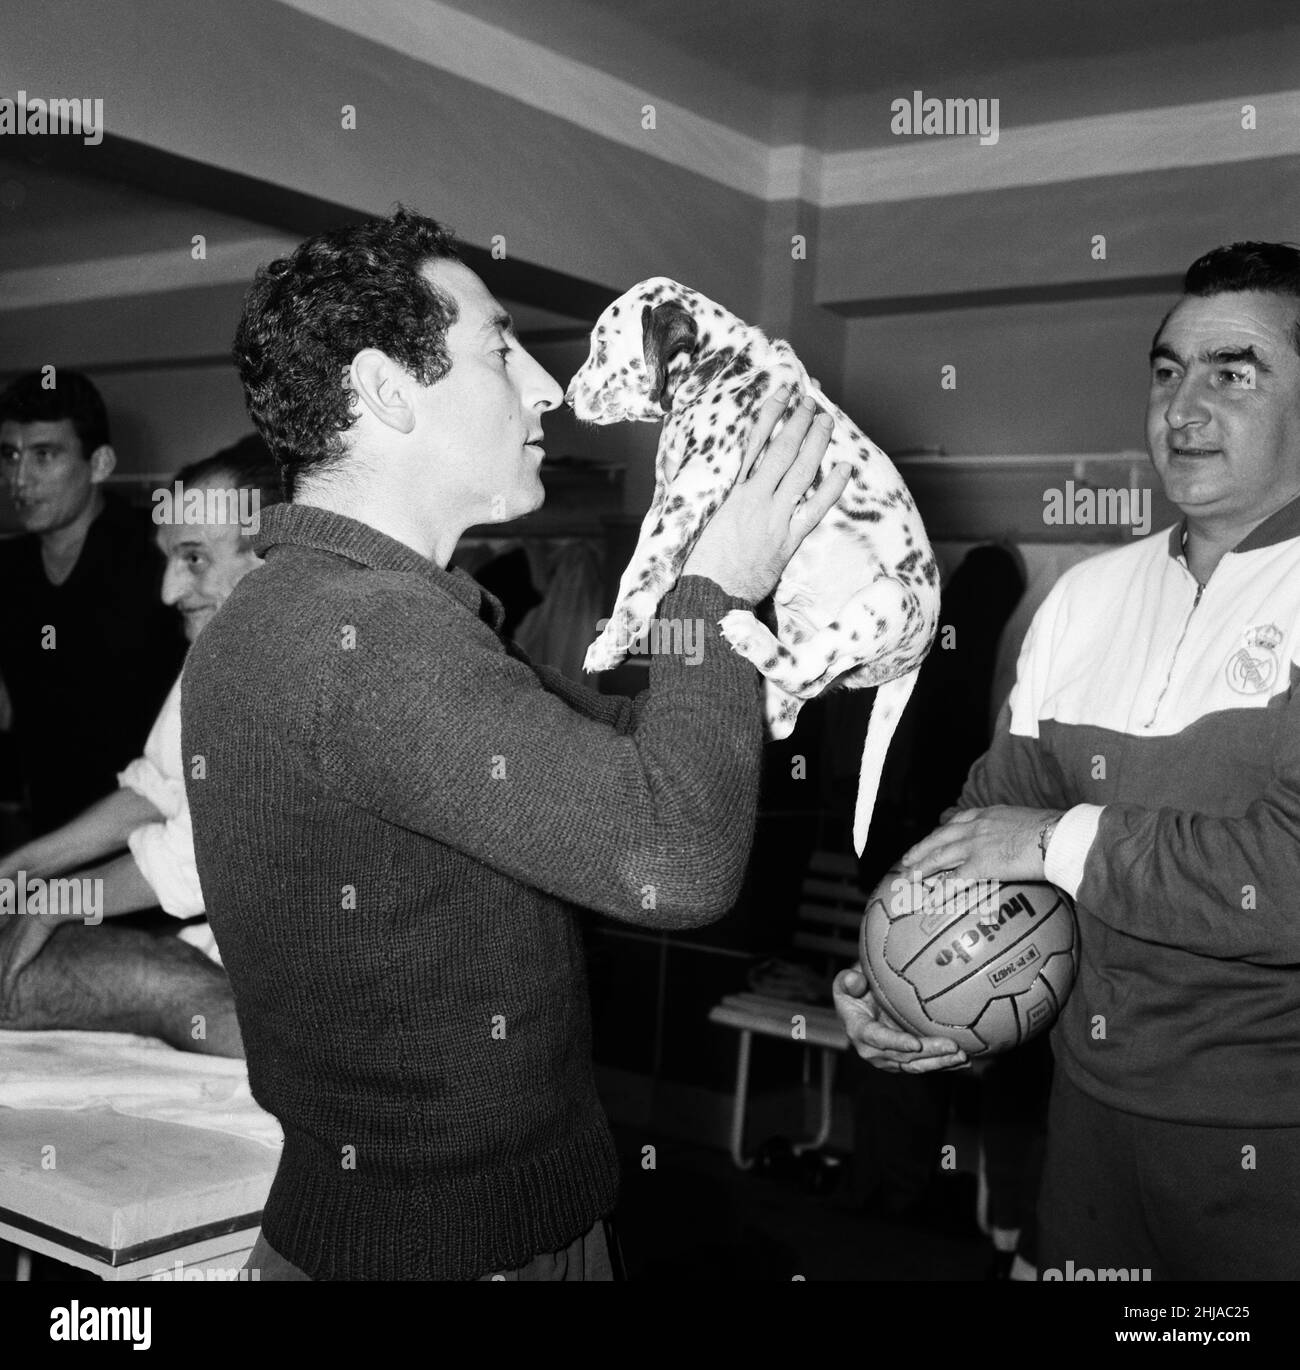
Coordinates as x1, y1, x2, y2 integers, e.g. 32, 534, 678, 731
0, 1030, 281, 1280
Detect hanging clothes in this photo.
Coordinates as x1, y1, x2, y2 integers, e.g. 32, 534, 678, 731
514, 539, 606, 682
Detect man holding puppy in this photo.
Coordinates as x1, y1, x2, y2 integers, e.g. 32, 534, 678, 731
185, 207, 849, 1280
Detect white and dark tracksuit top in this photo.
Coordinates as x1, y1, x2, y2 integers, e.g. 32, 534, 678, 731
960, 493, 1300, 1127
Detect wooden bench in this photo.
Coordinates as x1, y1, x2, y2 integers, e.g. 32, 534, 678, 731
708, 850, 862, 1169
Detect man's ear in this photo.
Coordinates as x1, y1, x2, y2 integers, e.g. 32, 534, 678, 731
88, 444, 116, 484
642, 302, 699, 412
349, 349, 417, 435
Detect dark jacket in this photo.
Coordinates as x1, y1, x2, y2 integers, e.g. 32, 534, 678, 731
0, 493, 184, 827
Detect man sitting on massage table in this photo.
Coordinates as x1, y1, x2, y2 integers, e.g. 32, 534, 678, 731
0, 440, 279, 1058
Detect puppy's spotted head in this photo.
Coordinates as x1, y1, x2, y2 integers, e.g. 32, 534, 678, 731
566, 278, 703, 425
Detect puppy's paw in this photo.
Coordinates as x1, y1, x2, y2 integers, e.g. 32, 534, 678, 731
586, 604, 649, 672
719, 609, 779, 666
583, 638, 623, 674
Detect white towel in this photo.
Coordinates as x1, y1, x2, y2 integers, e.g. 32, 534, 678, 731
0, 1030, 282, 1150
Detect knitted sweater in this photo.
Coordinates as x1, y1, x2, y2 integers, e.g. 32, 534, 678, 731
961, 495, 1300, 1126
182, 503, 762, 1279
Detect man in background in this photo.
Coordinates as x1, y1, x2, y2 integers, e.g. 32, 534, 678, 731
0, 438, 277, 1058
0, 371, 185, 831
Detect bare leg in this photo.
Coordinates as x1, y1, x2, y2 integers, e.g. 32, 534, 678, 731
0, 923, 244, 1058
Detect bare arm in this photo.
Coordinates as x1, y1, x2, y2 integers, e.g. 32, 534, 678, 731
75, 852, 165, 919
0, 788, 163, 882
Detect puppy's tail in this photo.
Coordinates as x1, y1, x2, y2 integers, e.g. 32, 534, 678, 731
852, 668, 921, 858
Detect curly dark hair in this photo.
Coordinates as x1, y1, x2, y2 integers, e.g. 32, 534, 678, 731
233, 207, 461, 497
0, 369, 110, 458
1155, 241, 1300, 358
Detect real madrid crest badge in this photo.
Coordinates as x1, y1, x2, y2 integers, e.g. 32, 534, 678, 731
1225, 623, 1283, 695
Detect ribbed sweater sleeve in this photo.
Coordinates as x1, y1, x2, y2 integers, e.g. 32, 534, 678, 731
309, 573, 763, 929
513, 654, 640, 733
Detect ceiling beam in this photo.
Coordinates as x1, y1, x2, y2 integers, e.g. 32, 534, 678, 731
23, 134, 618, 322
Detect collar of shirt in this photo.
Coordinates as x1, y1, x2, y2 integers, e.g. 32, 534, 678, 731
252, 501, 505, 632
1167, 488, 1300, 565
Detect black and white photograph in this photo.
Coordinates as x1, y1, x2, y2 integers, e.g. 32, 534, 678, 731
0, 0, 1297, 1347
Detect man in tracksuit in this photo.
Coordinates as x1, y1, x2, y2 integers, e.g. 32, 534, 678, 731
835, 241, 1300, 1280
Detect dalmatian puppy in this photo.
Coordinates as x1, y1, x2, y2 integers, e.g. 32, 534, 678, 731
565, 278, 940, 856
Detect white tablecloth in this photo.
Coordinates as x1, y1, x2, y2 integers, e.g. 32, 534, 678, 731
0, 1030, 281, 1150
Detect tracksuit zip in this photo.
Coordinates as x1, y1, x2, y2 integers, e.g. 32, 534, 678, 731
1145, 573, 1205, 728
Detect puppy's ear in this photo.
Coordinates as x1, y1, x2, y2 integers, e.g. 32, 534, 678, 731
642, 301, 699, 412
